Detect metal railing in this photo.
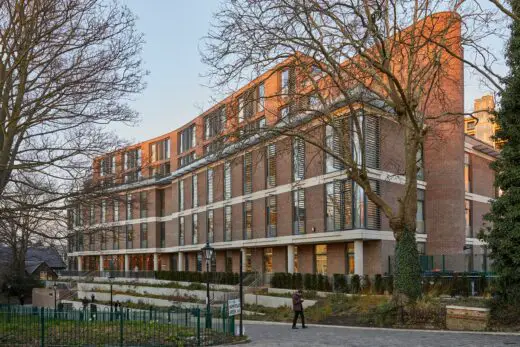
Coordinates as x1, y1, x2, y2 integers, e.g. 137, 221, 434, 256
0, 304, 236, 346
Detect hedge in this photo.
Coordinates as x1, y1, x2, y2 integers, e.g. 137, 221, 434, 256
155, 271, 244, 285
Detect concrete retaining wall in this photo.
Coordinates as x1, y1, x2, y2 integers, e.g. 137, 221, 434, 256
446, 305, 489, 331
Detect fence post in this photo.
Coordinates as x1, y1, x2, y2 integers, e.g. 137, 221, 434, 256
196, 308, 201, 347
222, 303, 226, 334
119, 308, 124, 347
40, 307, 45, 347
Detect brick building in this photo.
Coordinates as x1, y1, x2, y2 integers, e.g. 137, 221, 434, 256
67, 13, 497, 277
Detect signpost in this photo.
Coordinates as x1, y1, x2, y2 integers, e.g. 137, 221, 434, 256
228, 298, 241, 316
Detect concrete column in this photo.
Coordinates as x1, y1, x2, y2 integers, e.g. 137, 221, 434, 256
153, 253, 159, 272
77, 256, 83, 271
178, 252, 184, 272
287, 245, 295, 274
99, 255, 104, 272
124, 254, 130, 272
240, 248, 247, 273
354, 240, 364, 276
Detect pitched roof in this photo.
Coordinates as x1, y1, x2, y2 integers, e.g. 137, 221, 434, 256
0, 246, 66, 269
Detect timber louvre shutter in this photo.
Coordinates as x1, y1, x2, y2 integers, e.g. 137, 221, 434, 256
244, 152, 253, 194
366, 180, 381, 230
333, 118, 349, 171
266, 143, 277, 188
293, 189, 305, 235
224, 161, 232, 200
365, 115, 380, 169
293, 138, 305, 181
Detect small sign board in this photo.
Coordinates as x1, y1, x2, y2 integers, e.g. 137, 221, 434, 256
228, 298, 241, 316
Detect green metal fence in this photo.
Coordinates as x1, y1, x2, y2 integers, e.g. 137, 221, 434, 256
0, 304, 236, 346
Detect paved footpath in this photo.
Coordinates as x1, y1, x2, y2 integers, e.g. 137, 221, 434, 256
228, 321, 520, 347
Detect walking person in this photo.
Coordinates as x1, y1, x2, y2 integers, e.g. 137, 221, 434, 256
292, 289, 307, 329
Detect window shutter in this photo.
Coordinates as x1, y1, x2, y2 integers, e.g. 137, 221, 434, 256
267, 195, 277, 237
333, 181, 342, 231
365, 115, 380, 169
332, 118, 349, 170
366, 180, 381, 230
244, 152, 252, 194
342, 179, 353, 229
293, 189, 305, 235
293, 138, 305, 181
267, 144, 277, 188
224, 162, 232, 200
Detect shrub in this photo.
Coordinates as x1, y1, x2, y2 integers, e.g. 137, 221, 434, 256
362, 275, 372, 294
333, 274, 347, 293
292, 273, 303, 289
383, 275, 393, 295
303, 274, 314, 290
351, 275, 361, 294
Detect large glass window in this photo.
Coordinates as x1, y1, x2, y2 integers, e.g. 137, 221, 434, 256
196, 253, 202, 272
416, 190, 425, 234
112, 227, 120, 250
192, 175, 198, 208
100, 155, 116, 177
244, 152, 253, 194
179, 180, 185, 211
294, 246, 299, 273
224, 162, 232, 200
192, 214, 199, 244
353, 182, 365, 228
266, 144, 277, 188
263, 248, 273, 273
293, 189, 305, 235
178, 152, 196, 168
281, 68, 290, 95
139, 191, 147, 219
464, 152, 471, 192
245, 249, 252, 272
140, 223, 148, 248
113, 201, 119, 222
325, 125, 338, 173
126, 194, 132, 220
160, 222, 165, 248
179, 216, 185, 246
257, 83, 265, 112
101, 200, 106, 223
293, 138, 305, 181
314, 245, 327, 274
150, 138, 170, 162
126, 224, 133, 249
207, 210, 214, 243
178, 124, 196, 154
325, 181, 352, 231
465, 200, 472, 238
266, 196, 277, 237
158, 190, 165, 217
224, 206, 232, 241
204, 106, 226, 140
207, 168, 214, 204
244, 201, 253, 240
89, 205, 95, 225
225, 251, 233, 273
124, 148, 142, 183
346, 243, 355, 274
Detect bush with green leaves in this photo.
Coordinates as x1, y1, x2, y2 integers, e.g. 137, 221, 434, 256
351, 275, 361, 294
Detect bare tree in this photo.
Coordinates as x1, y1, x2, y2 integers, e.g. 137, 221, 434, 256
202, 0, 507, 299
0, 0, 145, 217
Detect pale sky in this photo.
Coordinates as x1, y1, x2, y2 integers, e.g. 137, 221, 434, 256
115, 1, 505, 144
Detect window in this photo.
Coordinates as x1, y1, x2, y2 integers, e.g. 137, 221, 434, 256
294, 246, 299, 273
126, 194, 132, 220
293, 189, 305, 235
101, 200, 106, 223
264, 248, 273, 273
266, 196, 277, 237
150, 138, 170, 162
192, 214, 199, 244
192, 175, 198, 208
293, 138, 305, 181
178, 125, 196, 154
309, 94, 320, 109
112, 227, 120, 250
238, 90, 255, 123
224, 205, 232, 241
204, 106, 226, 140
184, 253, 189, 272
140, 223, 148, 248
224, 162, 232, 200
211, 254, 217, 272
207, 168, 214, 204
243, 152, 253, 194
179, 216, 185, 246
280, 106, 289, 119
124, 148, 142, 183
178, 152, 196, 168
243, 201, 253, 240
266, 144, 277, 188
465, 200, 472, 238
88, 233, 95, 251
89, 205, 95, 225
179, 180, 185, 211
225, 251, 233, 273
257, 83, 265, 112
158, 190, 165, 217
240, 117, 266, 136
325, 124, 343, 173
346, 243, 355, 274
126, 224, 133, 249
196, 253, 202, 272
207, 210, 214, 242
238, 96, 244, 123
281, 68, 290, 95
464, 153, 471, 192
353, 182, 365, 229
113, 201, 119, 221
325, 181, 352, 231
245, 249, 252, 272
315, 245, 327, 274
100, 155, 116, 177
203, 138, 224, 156
196, 252, 202, 272
149, 162, 170, 177
140, 191, 147, 219
100, 231, 106, 250
417, 146, 424, 180
160, 222, 165, 248
416, 190, 425, 234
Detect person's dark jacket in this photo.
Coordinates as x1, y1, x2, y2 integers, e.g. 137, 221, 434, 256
292, 292, 303, 312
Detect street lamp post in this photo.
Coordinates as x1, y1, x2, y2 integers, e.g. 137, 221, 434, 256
108, 273, 114, 320
53, 283, 58, 318
201, 241, 215, 329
